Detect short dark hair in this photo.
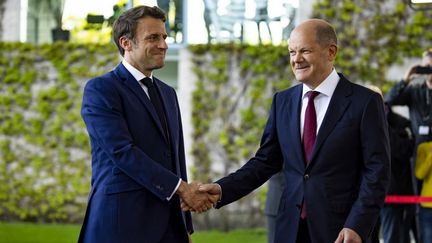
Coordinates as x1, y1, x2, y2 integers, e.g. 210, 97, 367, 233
112, 5, 166, 56
315, 22, 338, 47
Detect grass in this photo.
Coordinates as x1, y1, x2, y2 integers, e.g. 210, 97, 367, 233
192, 228, 266, 243
0, 222, 266, 243
0, 223, 80, 243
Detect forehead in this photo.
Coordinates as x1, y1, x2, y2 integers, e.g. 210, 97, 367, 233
136, 17, 166, 34
288, 29, 318, 50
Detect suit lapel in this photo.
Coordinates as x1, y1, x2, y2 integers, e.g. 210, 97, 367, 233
154, 77, 177, 146
290, 86, 306, 165
279, 85, 305, 167
113, 64, 167, 141
155, 77, 182, 176
308, 77, 352, 166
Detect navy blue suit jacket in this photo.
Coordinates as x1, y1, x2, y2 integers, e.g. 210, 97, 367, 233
78, 63, 192, 243
216, 75, 390, 243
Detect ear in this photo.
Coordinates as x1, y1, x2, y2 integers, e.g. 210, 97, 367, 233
119, 36, 132, 53
328, 44, 337, 61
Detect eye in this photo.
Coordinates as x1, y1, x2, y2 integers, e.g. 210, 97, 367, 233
146, 34, 160, 41
289, 50, 296, 56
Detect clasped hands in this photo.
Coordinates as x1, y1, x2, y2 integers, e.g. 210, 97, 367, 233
177, 181, 221, 213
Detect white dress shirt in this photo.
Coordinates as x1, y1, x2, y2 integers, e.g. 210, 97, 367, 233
122, 59, 152, 98
300, 69, 340, 139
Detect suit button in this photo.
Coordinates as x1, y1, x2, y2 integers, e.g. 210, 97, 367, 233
304, 174, 310, 180
155, 185, 164, 191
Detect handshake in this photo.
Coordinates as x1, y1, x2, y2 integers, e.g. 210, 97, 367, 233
176, 181, 221, 213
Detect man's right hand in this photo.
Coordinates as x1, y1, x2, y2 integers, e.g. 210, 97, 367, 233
404, 65, 421, 83
177, 181, 219, 213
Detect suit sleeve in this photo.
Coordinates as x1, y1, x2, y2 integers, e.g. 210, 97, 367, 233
384, 80, 412, 106
344, 92, 391, 240
216, 93, 283, 207
81, 78, 180, 201
388, 114, 414, 168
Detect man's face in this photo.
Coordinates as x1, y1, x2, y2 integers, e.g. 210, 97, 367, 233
288, 27, 336, 88
125, 17, 168, 76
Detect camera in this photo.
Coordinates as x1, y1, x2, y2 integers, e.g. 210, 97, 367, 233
415, 66, 432, 74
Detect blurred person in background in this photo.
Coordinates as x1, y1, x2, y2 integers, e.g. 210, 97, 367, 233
385, 48, 432, 243
381, 104, 416, 243
415, 141, 432, 243
385, 49, 432, 147
366, 85, 416, 243
264, 172, 285, 243
369, 85, 416, 243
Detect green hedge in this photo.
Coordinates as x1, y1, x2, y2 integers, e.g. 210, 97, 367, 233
188, 43, 293, 230
0, 42, 119, 223
0, 41, 293, 227
312, 0, 432, 92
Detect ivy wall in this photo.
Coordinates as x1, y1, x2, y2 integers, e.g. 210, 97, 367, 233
312, 0, 432, 91
0, 41, 292, 228
0, 42, 119, 223
188, 44, 293, 230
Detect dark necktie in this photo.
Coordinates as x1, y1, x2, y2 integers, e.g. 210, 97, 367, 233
301, 90, 320, 219
140, 77, 169, 143
303, 91, 320, 163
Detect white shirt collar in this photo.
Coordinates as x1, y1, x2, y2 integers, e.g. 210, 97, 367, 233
122, 59, 153, 82
302, 68, 340, 99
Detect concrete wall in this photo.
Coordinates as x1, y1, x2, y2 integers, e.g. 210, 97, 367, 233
296, 0, 314, 24
177, 47, 195, 165
2, 0, 21, 42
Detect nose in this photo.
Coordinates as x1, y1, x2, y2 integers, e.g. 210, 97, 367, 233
291, 53, 303, 63
159, 39, 168, 50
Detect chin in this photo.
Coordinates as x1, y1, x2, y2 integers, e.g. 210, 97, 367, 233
294, 74, 308, 82
152, 64, 165, 70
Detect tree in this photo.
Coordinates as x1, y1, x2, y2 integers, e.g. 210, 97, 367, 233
0, 0, 6, 40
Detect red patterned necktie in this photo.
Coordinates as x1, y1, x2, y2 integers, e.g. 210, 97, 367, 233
301, 90, 320, 219
303, 91, 320, 163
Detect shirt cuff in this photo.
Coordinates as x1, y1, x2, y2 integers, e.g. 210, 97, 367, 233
167, 178, 182, 201
215, 183, 222, 202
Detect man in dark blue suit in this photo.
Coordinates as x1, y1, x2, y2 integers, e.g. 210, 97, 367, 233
197, 19, 391, 243
78, 5, 215, 243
